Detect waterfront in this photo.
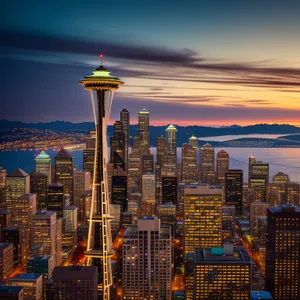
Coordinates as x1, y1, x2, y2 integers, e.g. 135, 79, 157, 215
1, 147, 300, 183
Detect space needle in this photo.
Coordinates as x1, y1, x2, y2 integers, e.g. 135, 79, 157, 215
79, 55, 124, 299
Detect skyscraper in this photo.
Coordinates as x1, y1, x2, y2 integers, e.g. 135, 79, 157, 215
181, 143, 197, 184
32, 211, 61, 266
120, 107, 130, 172
30, 171, 48, 209
165, 124, 177, 158
83, 131, 96, 178
110, 120, 125, 171
79, 60, 123, 299
200, 143, 214, 184
184, 185, 223, 255
156, 136, 166, 164
142, 154, 154, 174
225, 170, 243, 216
265, 205, 300, 300
189, 134, 198, 149
141, 174, 156, 216
5, 168, 30, 212
54, 149, 74, 198
122, 217, 172, 299
35, 151, 51, 184
162, 176, 177, 204
46, 183, 65, 219
138, 108, 150, 147
217, 149, 229, 187
0, 209, 10, 242
0, 243, 13, 282
250, 201, 269, 237
73, 171, 91, 208
111, 175, 127, 212
193, 246, 252, 299
249, 158, 269, 202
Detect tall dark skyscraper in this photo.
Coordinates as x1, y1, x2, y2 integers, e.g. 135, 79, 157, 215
266, 205, 300, 300
142, 154, 154, 174
225, 170, 243, 216
138, 108, 150, 147
83, 131, 96, 178
200, 143, 214, 184
162, 176, 177, 204
181, 143, 197, 184
111, 175, 127, 212
110, 120, 125, 171
80, 60, 123, 299
217, 149, 229, 187
120, 108, 130, 172
46, 183, 66, 219
54, 149, 74, 198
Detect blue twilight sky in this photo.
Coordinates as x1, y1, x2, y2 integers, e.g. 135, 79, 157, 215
1, 0, 300, 125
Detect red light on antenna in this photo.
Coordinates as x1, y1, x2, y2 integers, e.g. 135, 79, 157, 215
100, 54, 103, 58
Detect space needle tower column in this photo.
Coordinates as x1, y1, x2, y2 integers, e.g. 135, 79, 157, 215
80, 56, 124, 299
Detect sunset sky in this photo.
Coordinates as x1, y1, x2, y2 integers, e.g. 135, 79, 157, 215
1, 0, 300, 126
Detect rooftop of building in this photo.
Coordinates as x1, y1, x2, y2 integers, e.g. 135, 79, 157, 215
47, 182, 64, 188
35, 151, 50, 159
63, 206, 78, 211
55, 148, 72, 159
34, 210, 56, 217
201, 143, 213, 148
139, 108, 149, 114
30, 170, 48, 177
268, 204, 300, 213
194, 246, 251, 264
189, 134, 197, 140
166, 123, 177, 131
8, 168, 29, 177
9, 274, 42, 281
251, 291, 273, 300
121, 107, 128, 112
52, 266, 97, 280
3, 226, 22, 232
28, 255, 52, 262
0, 286, 23, 294
0, 243, 13, 249
184, 184, 223, 195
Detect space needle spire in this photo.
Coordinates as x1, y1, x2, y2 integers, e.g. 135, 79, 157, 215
79, 56, 124, 299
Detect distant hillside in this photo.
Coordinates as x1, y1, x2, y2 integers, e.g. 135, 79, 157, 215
1, 120, 300, 146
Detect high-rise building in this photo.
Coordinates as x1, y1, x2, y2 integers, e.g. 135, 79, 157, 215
285, 182, 300, 206
3, 227, 27, 266
222, 205, 236, 232
73, 171, 90, 208
8, 274, 43, 300
30, 171, 48, 209
27, 255, 55, 298
265, 205, 300, 299
189, 134, 198, 149
0, 286, 24, 299
193, 246, 252, 299
120, 107, 130, 172
5, 168, 30, 212
111, 175, 127, 212
0, 209, 10, 242
156, 136, 166, 164
35, 151, 51, 184
225, 170, 243, 216
0, 167, 7, 209
165, 124, 177, 158
138, 108, 150, 147
110, 204, 121, 241
200, 143, 214, 184
141, 174, 156, 216
217, 149, 229, 187
122, 217, 172, 300
0, 243, 14, 281
250, 201, 269, 237
52, 266, 98, 299
249, 158, 269, 202
110, 120, 126, 171
62, 206, 78, 250
80, 61, 123, 299
142, 154, 154, 174
273, 171, 289, 185
184, 185, 223, 255
46, 183, 65, 219
12, 193, 36, 252
128, 137, 141, 193
54, 149, 74, 198
181, 143, 197, 184
162, 176, 177, 204
83, 131, 96, 178
32, 211, 61, 266
157, 203, 176, 234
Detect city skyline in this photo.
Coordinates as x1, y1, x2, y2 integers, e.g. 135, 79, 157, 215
2, 0, 300, 125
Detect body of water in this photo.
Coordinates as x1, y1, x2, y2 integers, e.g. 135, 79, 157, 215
201, 134, 290, 142
1, 147, 300, 183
